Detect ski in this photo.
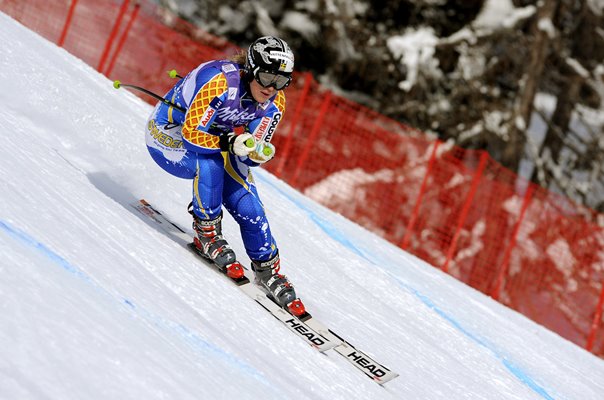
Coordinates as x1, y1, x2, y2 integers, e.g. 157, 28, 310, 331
131, 199, 334, 352
131, 199, 398, 384
304, 318, 398, 384
186, 241, 334, 352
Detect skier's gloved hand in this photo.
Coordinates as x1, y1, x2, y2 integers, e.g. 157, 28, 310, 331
249, 141, 276, 164
220, 133, 256, 156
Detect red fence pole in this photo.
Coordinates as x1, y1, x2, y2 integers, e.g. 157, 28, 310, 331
586, 280, 604, 352
490, 184, 534, 300
400, 140, 441, 250
104, 3, 140, 76
97, 0, 130, 73
442, 151, 488, 273
275, 72, 313, 178
289, 91, 332, 187
57, 0, 79, 47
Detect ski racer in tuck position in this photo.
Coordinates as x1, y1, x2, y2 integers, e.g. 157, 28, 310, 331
145, 36, 305, 316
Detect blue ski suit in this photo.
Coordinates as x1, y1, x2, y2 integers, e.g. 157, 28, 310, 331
145, 60, 285, 261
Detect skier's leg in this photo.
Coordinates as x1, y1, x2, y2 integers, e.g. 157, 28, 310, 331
222, 154, 302, 312
145, 118, 241, 275
189, 152, 243, 274
190, 151, 225, 220
223, 183, 277, 261
221, 153, 276, 260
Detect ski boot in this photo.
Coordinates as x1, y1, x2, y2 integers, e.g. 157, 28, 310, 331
190, 209, 244, 280
251, 252, 306, 317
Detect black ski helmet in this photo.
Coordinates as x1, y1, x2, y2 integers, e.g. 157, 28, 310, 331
245, 36, 294, 87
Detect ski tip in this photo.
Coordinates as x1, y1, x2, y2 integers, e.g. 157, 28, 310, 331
374, 372, 400, 386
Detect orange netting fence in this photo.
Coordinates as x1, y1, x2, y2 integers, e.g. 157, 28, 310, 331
3, 0, 603, 357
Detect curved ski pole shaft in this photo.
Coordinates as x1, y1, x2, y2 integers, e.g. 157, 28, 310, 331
113, 80, 186, 113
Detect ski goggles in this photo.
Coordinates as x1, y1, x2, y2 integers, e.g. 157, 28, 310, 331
254, 71, 292, 90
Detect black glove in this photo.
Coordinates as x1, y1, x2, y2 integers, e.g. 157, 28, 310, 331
219, 133, 256, 156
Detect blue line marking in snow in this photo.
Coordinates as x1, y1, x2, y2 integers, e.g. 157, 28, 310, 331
0, 220, 91, 281
403, 281, 555, 400
260, 174, 556, 400
0, 219, 269, 386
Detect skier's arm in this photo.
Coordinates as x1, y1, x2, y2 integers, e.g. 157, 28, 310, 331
180, 74, 224, 154
180, 72, 250, 156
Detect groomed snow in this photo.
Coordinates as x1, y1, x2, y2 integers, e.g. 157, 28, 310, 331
1, 12, 603, 400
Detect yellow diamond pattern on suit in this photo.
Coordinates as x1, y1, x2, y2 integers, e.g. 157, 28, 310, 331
182, 73, 228, 149
273, 91, 286, 114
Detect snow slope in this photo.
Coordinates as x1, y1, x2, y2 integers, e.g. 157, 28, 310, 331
1, 12, 603, 400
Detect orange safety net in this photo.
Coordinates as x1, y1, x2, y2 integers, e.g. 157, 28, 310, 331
2, 0, 603, 357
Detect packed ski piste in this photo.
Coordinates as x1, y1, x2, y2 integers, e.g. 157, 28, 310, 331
5, 9, 604, 398
132, 199, 397, 384
119, 36, 398, 384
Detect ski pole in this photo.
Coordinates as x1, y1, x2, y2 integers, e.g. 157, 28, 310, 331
117, 71, 263, 152
168, 69, 184, 80
113, 80, 186, 113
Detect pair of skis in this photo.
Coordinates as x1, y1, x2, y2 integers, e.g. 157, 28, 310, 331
131, 199, 398, 385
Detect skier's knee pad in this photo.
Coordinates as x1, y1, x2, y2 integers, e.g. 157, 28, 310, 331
230, 192, 267, 230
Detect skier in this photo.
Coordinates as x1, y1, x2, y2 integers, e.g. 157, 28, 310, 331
145, 36, 305, 316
